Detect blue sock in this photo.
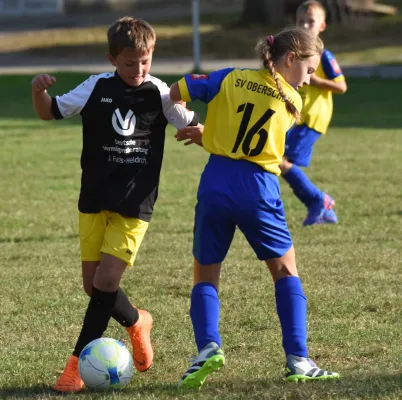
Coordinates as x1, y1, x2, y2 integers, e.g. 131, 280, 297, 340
282, 165, 322, 208
275, 276, 308, 358
190, 282, 221, 352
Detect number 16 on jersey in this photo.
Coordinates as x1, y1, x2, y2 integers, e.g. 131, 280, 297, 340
232, 102, 276, 157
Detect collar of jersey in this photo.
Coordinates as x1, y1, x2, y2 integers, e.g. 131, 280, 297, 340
114, 70, 150, 89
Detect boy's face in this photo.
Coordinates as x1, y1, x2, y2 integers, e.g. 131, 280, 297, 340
107, 47, 153, 87
296, 8, 326, 38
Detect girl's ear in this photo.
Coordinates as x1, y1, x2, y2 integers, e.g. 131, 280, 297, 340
106, 52, 116, 66
285, 51, 296, 67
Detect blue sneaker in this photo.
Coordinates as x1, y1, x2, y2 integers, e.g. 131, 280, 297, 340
286, 355, 340, 382
178, 342, 225, 389
303, 193, 336, 226
323, 208, 338, 224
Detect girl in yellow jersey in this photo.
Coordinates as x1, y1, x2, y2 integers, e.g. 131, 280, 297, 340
170, 27, 340, 389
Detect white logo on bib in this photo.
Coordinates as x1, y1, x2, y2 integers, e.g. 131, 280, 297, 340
112, 109, 136, 136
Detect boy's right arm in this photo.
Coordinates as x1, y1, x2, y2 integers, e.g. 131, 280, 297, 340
32, 74, 57, 120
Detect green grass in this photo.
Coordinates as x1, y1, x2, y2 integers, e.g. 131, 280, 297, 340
0, 74, 401, 400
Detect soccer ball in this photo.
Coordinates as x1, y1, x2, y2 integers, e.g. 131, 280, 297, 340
78, 338, 133, 390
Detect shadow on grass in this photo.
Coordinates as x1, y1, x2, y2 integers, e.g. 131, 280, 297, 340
1, 374, 401, 399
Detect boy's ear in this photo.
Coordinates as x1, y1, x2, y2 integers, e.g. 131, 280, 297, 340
106, 52, 116, 66
319, 20, 326, 33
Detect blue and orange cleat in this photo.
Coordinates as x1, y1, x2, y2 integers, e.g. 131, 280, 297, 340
303, 193, 337, 226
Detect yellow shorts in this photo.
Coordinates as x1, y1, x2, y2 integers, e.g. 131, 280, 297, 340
79, 211, 149, 266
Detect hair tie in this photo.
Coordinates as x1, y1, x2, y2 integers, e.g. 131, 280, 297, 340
283, 95, 289, 102
266, 35, 275, 47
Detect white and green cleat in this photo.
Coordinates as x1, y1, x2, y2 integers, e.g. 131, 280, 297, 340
179, 342, 225, 389
286, 355, 340, 382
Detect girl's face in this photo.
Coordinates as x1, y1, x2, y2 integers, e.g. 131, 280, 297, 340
282, 52, 321, 90
107, 47, 153, 87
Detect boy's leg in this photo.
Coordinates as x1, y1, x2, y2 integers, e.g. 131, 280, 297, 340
82, 261, 139, 327
282, 125, 337, 226
54, 213, 153, 393
99, 213, 153, 372
54, 254, 126, 393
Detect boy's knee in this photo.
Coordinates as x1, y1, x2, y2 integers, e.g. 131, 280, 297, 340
83, 284, 92, 297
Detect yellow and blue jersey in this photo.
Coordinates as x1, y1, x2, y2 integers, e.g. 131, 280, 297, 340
178, 68, 302, 176
298, 49, 345, 135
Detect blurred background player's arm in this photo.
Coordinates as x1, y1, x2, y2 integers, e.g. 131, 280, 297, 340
32, 74, 56, 120
310, 74, 347, 94
310, 50, 347, 94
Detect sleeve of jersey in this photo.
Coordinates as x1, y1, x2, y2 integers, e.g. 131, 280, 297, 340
159, 82, 200, 129
51, 75, 98, 119
321, 50, 345, 83
178, 68, 235, 103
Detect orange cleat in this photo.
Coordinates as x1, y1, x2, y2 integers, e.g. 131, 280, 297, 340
53, 355, 84, 393
126, 309, 154, 372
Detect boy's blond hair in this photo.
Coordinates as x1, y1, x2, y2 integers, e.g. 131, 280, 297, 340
107, 17, 156, 57
296, 0, 327, 17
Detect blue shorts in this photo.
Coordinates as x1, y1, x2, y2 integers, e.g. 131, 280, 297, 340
284, 124, 322, 167
193, 155, 293, 265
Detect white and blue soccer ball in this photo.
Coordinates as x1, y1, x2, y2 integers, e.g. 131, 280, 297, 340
78, 338, 133, 390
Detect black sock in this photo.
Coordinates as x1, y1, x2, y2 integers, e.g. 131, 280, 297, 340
73, 286, 118, 357
111, 288, 139, 328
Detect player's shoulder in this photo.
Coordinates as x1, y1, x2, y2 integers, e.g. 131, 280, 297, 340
322, 48, 337, 62
75, 72, 114, 91
83, 72, 114, 83
144, 74, 170, 94
321, 48, 343, 76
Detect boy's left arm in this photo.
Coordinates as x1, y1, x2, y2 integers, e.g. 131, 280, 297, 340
310, 74, 347, 94
310, 50, 347, 94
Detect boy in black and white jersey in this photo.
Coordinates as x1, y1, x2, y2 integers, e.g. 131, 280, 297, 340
32, 17, 202, 393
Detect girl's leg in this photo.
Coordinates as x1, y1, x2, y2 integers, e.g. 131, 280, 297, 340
191, 259, 222, 351
179, 259, 225, 389
265, 247, 340, 381
265, 246, 308, 358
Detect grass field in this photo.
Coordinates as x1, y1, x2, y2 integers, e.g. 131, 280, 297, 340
0, 73, 401, 400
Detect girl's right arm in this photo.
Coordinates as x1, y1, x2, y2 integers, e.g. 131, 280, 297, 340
32, 74, 57, 120
170, 82, 182, 102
